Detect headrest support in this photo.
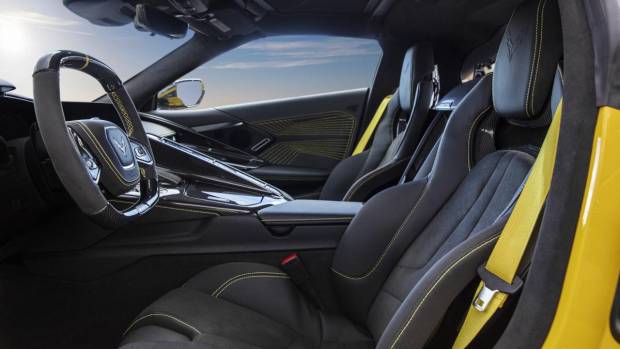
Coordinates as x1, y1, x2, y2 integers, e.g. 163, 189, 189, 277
399, 43, 434, 112
493, 0, 562, 121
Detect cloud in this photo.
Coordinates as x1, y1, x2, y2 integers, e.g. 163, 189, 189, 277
212, 59, 332, 69
213, 37, 381, 70
241, 41, 318, 50
0, 10, 93, 36
0, 11, 79, 26
239, 38, 381, 59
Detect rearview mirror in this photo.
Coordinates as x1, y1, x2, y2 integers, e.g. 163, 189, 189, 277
134, 4, 188, 38
157, 79, 205, 110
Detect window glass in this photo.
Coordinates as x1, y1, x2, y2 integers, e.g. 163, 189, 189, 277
180, 35, 382, 109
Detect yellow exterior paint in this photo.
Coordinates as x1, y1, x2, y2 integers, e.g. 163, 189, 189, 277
543, 106, 620, 349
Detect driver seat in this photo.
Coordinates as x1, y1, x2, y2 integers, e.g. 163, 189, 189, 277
120, 0, 562, 348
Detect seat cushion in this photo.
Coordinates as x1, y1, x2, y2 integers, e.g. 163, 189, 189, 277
121, 262, 373, 349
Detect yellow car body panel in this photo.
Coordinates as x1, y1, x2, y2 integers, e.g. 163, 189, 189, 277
543, 106, 620, 349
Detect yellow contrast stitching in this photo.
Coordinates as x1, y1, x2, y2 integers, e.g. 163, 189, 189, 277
79, 55, 90, 70
529, 0, 548, 116
254, 111, 357, 163
333, 105, 492, 280
524, 0, 546, 117
211, 272, 289, 298
75, 122, 136, 185
388, 235, 500, 349
332, 184, 430, 280
109, 92, 135, 136
123, 313, 202, 337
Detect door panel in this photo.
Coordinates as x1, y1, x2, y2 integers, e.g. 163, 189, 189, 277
150, 88, 368, 196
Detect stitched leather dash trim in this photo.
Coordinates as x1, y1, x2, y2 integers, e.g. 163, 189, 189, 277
123, 312, 202, 337
388, 235, 499, 349
211, 272, 289, 298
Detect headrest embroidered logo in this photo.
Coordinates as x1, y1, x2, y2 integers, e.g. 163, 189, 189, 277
505, 27, 523, 62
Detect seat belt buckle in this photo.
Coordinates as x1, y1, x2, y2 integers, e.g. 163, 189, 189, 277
280, 253, 324, 309
473, 265, 524, 312
280, 253, 310, 283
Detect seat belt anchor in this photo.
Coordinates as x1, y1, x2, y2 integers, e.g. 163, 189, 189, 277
473, 265, 524, 312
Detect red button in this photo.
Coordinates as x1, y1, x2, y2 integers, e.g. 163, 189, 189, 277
281, 253, 298, 266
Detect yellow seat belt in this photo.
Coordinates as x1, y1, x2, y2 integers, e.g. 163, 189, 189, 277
452, 101, 563, 349
352, 95, 393, 155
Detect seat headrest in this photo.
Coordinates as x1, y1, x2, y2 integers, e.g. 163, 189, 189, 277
399, 43, 434, 112
493, 0, 562, 121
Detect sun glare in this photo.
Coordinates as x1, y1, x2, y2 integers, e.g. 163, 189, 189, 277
0, 20, 28, 53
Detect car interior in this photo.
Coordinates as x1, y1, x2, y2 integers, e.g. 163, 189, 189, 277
0, 0, 617, 348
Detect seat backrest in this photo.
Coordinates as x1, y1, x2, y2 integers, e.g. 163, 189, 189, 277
398, 78, 480, 183
330, 0, 562, 347
360, 43, 436, 173
319, 44, 435, 201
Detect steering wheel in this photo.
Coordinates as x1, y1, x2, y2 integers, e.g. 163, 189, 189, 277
33, 51, 159, 228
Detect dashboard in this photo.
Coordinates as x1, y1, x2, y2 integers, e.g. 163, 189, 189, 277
0, 94, 290, 239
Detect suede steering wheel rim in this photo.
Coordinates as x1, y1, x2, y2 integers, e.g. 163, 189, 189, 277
33, 50, 159, 228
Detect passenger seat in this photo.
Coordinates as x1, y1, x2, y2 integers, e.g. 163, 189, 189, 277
319, 44, 436, 201
119, 1, 563, 347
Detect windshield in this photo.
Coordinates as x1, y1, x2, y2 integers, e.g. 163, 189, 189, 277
0, 0, 187, 101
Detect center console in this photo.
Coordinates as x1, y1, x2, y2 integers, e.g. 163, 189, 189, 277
105, 118, 363, 258
116, 134, 291, 217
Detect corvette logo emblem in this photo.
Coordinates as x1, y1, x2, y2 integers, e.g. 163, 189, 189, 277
112, 137, 127, 155
505, 27, 523, 61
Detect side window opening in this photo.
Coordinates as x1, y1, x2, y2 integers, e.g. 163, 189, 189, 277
163, 35, 382, 110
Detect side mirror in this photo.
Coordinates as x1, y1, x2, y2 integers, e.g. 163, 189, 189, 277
0, 79, 16, 95
157, 79, 205, 110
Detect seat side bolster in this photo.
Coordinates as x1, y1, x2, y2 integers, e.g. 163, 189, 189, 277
319, 150, 370, 201
342, 158, 409, 201
375, 222, 504, 349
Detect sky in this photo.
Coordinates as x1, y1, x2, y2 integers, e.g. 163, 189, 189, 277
0, 0, 381, 108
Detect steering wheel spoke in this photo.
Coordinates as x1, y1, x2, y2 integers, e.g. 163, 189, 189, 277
68, 127, 101, 184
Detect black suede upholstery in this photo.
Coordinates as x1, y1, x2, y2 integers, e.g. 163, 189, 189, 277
371, 151, 532, 346
320, 44, 435, 201
120, 1, 562, 348
121, 262, 373, 349
331, 74, 495, 323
